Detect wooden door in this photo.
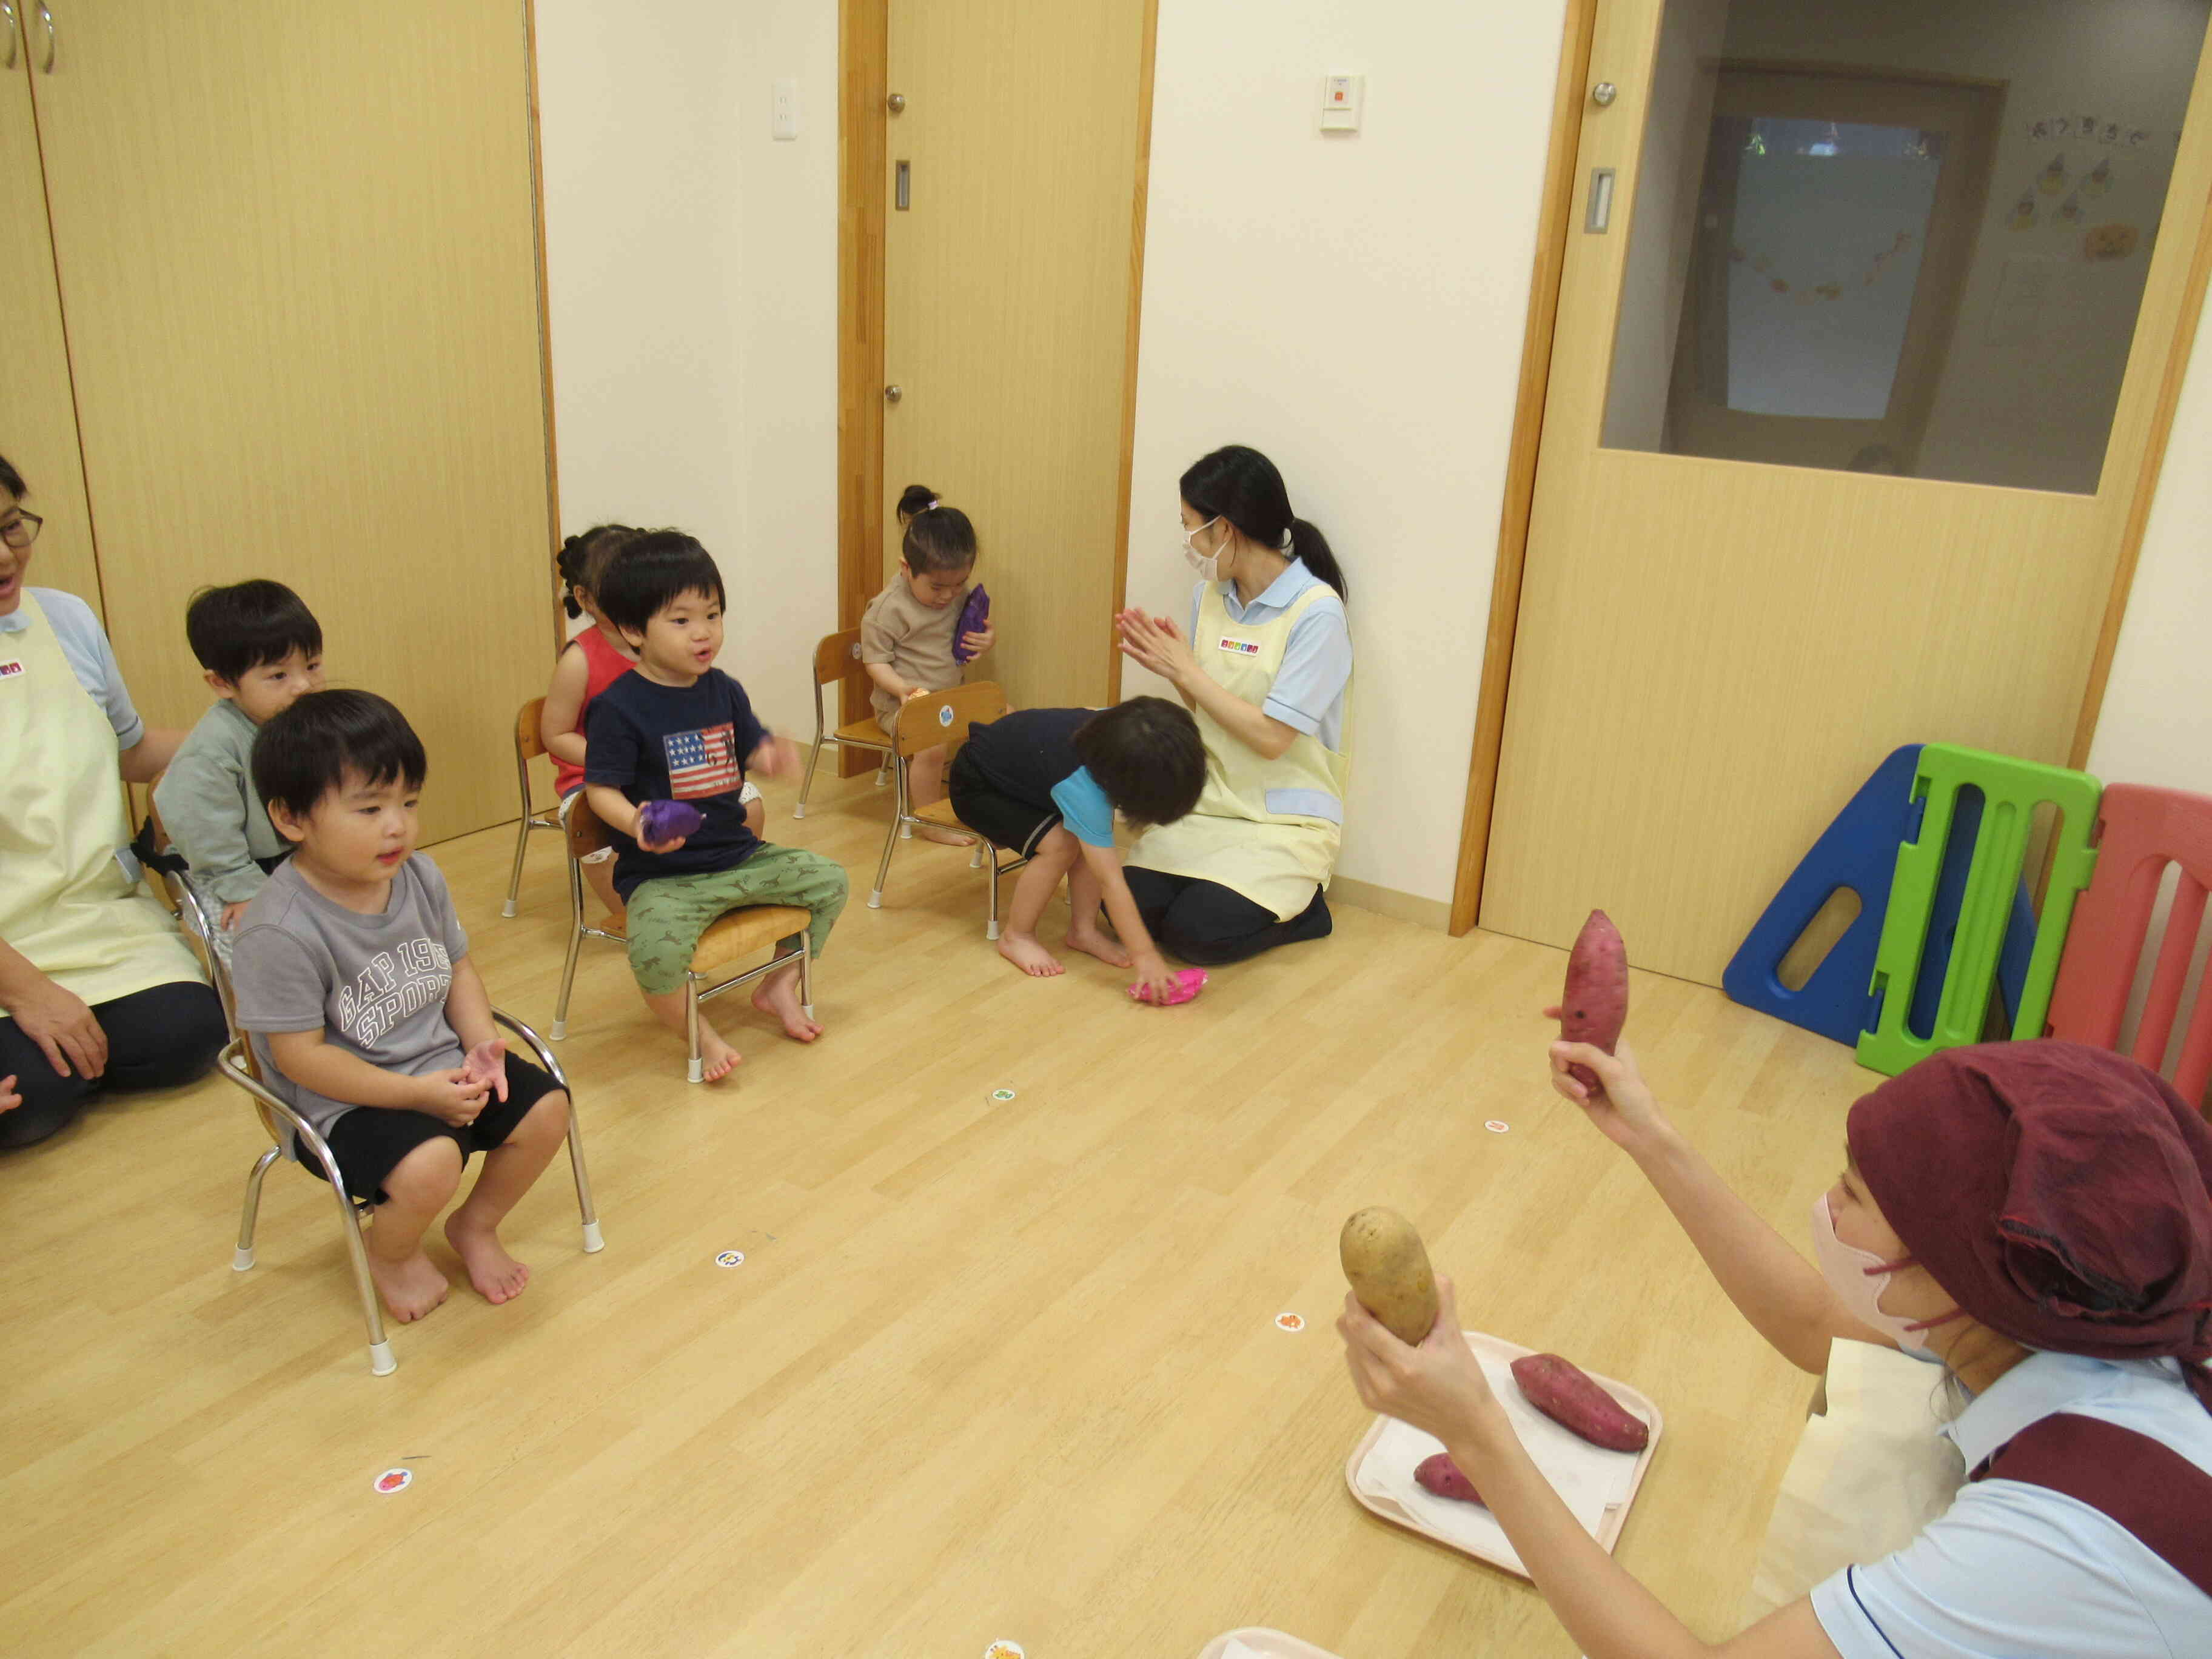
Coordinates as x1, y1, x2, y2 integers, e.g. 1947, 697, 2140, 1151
0, 45, 99, 616
1482, 0, 2212, 985
26, 1, 552, 843
879, 0, 1152, 711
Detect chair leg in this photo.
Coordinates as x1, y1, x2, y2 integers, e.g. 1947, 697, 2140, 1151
987, 846, 1004, 942
501, 813, 531, 919
875, 756, 890, 787
331, 1184, 395, 1376
551, 854, 588, 1041
565, 1103, 604, 1253
233, 1144, 281, 1270
795, 732, 825, 819
800, 931, 814, 1022
686, 976, 704, 1084
869, 758, 908, 908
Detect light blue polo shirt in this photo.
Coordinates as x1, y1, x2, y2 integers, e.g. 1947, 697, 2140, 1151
1187, 558, 1350, 752
1811, 1351, 2212, 1657
0, 587, 144, 747
1048, 766, 1116, 849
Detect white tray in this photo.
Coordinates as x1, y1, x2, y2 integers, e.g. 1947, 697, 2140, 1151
1196, 1630, 1344, 1659
1343, 1329, 1661, 1580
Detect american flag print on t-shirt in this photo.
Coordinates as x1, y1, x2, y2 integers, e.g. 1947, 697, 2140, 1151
664, 722, 742, 799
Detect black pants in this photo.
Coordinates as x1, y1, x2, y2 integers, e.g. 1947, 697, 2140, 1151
0, 979, 228, 1150
1121, 868, 1333, 967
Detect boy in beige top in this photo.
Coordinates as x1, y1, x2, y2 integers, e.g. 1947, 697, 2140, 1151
859, 485, 994, 842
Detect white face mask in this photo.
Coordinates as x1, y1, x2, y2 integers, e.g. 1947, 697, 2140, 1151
1181, 516, 1225, 582
1809, 1193, 1964, 1353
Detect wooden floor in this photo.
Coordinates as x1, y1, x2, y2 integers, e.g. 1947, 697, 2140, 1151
0, 764, 1872, 1658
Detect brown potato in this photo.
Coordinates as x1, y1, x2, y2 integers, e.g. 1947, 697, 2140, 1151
1339, 1207, 1440, 1346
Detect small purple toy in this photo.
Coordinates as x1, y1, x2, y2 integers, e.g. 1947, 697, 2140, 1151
951, 583, 992, 664
635, 799, 703, 844
1130, 968, 1208, 1007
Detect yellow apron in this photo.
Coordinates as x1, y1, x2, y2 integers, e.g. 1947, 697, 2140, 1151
1127, 581, 1351, 920
0, 591, 204, 1010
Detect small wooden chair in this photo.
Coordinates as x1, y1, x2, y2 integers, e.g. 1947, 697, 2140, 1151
867, 682, 1032, 939
220, 1008, 602, 1378
551, 788, 816, 1082
793, 627, 893, 818
503, 695, 566, 918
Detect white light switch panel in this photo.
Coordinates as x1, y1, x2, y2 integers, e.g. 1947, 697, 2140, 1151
1321, 73, 1364, 133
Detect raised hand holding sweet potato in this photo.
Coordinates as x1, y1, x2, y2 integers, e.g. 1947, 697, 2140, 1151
1509, 1352, 1650, 1452
1339, 1207, 1440, 1346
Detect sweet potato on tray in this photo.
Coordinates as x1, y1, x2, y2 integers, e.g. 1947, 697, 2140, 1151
1510, 1352, 1649, 1452
1415, 1452, 1483, 1504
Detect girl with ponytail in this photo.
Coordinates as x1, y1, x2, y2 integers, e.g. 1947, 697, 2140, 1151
1113, 445, 1352, 965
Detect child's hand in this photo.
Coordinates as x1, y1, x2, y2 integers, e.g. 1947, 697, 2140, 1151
961, 616, 996, 659
460, 1037, 509, 1103
416, 1068, 491, 1127
0, 1075, 19, 1114
903, 685, 930, 702
748, 734, 803, 779
1132, 953, 1181, 1004
220, 900, 252, 933
637, 828, 689, 854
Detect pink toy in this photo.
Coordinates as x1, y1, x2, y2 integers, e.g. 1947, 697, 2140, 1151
636, 799, 704, 843
1130, 967, 1207, 1007
2046, 783, 2212, 1102
951, 583, 992, 664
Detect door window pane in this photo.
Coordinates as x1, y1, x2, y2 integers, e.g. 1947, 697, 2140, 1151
1601, 0, 2210, 492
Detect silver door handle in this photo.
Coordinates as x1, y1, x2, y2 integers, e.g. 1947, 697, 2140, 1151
2, 2, 18, 70
35, 0, 52, 72
1592, 81, 1617, 107
886, 91, 906, 114
883, 384, 902, 404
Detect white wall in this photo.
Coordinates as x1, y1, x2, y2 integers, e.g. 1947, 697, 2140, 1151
1124, 0, 1564, 907
534, 1, 837, 725
531, 0, 2210, 919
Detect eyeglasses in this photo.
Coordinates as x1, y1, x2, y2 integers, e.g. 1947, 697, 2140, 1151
0, 512, 41, 551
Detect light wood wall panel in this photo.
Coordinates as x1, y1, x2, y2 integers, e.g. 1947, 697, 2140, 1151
28, 1, 550, 842
0, 52, 100, 617
880, 0, 1150, 711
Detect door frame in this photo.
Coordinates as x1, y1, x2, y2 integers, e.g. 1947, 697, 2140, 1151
836, 0, 1158, 765
1447, 0, 2212, 937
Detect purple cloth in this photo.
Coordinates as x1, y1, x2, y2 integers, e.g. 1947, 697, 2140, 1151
951, 584, 991, 665
635, 799, 704, 843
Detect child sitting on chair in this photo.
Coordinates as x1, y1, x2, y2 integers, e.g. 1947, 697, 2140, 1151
230, 690, 572, 1325
947, 696, 1204, 997
583, 532, 848, 1081
860, 484, 995, 843
155, 580, 326, 954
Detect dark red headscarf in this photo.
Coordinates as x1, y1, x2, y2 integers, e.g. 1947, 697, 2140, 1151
1849, 1041, 2212, 1410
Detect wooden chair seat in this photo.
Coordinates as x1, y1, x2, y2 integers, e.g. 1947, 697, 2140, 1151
583, 905, 809, 974
833, 716, 893, 749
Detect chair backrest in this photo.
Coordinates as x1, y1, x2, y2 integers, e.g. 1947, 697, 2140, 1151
813, 628, 863, 687
141, 787, 181, 919
516, 695, 548, 763
563, 782, 612, 860
893, 681, 1008, 759
2046, 783, 2212, 1105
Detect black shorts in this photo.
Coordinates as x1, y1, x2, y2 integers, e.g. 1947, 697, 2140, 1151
947, 746, 1062, 858
301, 1054, 563, 1204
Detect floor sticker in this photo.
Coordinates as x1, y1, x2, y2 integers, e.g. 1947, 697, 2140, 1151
990, 1088, 1017, 1102
373, 1468, 413, 1495
982, 1644, 1027, 1659
714, 1250, 745, 1268
1484, 1120, 1510, 1134
1274, 1312, 1306, 1333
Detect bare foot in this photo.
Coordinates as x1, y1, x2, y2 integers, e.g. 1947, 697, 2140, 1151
1064, 925, 1131, 969
694, 1027, 742, 1081
916, 823, 976, 846
443, 1213, 531, 1305
367, 1249, 451, 1322
997, 931, 1065, 977
751, 967, 823, 1042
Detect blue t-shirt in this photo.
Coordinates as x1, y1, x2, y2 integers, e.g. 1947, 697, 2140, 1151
962, 707, 1118, 848
1050, 769, 1116, 849
583, 668, 767, 898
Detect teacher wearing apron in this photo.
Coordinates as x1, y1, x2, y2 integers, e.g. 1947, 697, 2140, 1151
0, 452, 226, 1150
1339, 1036, 2212, 1659
1114, 446, 1350, 967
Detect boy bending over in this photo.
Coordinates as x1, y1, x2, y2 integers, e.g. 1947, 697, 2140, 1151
947, 696, 1204, 996
584, 532, 848, 1081
232, 691, 571, 1323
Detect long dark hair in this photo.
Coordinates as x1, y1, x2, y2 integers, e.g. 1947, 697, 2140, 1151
1178, 445, 1347, 605
557, 523, 638, 618
897, 484, 978, 577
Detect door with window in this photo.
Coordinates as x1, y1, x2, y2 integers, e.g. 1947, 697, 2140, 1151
1483, 0, 2212, 985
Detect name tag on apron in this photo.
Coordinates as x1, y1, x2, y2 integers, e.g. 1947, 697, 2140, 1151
0, 652, 29, 681
1216, 635, 1261, 657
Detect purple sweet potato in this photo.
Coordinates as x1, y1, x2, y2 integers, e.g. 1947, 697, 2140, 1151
1510, 1353, 1649, 1452
636, 799, 704, 843
1415, 1452, 1484, 1505
1558, 909, 1628, 1090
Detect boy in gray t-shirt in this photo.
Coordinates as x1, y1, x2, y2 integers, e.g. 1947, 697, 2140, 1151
230, 690, 571, 1326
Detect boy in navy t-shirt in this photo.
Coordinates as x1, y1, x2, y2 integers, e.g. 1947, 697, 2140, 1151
584, 534, 847, 1081
946, 697, 1204, 994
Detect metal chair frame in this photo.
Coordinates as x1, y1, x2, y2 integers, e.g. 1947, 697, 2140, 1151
865, 683, 1032, 939
549, 789, 815, 1083
794, 628, 892, 819
503, 695, 565, 918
